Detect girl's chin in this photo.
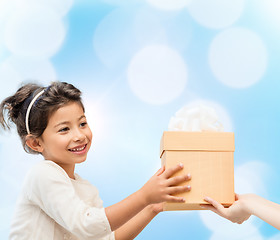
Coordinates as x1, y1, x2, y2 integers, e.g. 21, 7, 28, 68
77, 159, 86, 164
74, 156, 87, 164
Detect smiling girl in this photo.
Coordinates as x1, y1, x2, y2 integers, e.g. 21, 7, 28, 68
0, 82, 191, 240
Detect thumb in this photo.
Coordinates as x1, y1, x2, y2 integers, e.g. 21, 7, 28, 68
204, 197, 225, 213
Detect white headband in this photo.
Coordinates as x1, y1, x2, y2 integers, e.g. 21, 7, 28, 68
25, 89, 45, 135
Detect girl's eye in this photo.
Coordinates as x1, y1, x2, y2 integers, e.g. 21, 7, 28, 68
80, 122, 87, 127
58, 127, 69, 133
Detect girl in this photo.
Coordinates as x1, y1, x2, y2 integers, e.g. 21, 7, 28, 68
203, 194, 280, 230
0, 81, 192, 240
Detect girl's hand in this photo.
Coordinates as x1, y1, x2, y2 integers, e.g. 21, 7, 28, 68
202, 194, 252, 224
149, 203, 164, 214
141, 164, 191, 205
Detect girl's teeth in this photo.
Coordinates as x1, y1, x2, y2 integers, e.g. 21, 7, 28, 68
70, 145, 86, 152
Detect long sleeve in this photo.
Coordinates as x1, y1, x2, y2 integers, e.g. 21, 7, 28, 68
25, 161, 114, 240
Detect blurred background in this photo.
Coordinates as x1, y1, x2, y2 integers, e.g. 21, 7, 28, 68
1, 0, 280, 239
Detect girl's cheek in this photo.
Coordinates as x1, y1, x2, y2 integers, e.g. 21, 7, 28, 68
88, 128, 93, 141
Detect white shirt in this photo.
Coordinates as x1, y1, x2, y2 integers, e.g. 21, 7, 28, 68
9, 160, 115, 240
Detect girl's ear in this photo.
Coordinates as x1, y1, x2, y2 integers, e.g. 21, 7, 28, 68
26, 135, 44, 153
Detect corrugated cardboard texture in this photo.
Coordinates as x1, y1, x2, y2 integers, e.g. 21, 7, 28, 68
160, 131, 235, 211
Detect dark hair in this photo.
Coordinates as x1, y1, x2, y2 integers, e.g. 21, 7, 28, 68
0, 81, 84, 154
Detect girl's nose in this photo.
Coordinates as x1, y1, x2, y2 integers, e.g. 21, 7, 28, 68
73, 129, 86, 142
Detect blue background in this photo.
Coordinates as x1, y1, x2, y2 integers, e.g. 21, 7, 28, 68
0, 0, 280, 239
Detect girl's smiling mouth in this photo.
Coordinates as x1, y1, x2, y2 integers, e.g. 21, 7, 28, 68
68, 144, 87, 154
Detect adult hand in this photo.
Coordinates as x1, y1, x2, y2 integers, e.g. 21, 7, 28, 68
202, 194, 252, 224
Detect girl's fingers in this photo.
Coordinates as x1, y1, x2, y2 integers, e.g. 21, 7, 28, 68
163, 163, 184, 178
167, 185, 191, 195
166, 174, 191, 186
165, 195, 186, 203
155, 166, 165, 176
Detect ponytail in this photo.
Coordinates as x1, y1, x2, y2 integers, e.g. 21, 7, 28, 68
0, 83, 42, 131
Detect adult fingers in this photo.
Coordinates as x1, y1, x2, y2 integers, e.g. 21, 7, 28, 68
200, 204, 220, 214
204, 197, 226, 215
163, 163, 184, 178
235, 193, 240, 201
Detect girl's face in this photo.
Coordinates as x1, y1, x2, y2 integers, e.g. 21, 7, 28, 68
39, 101, 92, 178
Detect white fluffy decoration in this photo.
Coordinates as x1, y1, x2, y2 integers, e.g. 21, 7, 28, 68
168, 104, 224, 132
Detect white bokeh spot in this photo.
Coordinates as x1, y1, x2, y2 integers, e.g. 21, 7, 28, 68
0, 60, 22, 100
200, 209, 262, 239
127, 44, 188, 105
16, 0, 74, 16
209, 27, 268, 89
188, 0, 245, 29
93, 7, 169, 70
235, 161, 270, 197
257, 0, 280, 29
209, 224, 263, 240
0, 0, 15, 21
5, 55, 56, 82
4, 5, 66, 57
0, 56, 56, 99
133, 8, 167, 47
93, 7, 138, 69
146, 0, 192, 11
99, 0, 139, 6
93, 7, 193, 70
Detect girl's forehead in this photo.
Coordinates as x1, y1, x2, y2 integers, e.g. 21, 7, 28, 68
49, 102, 85, 123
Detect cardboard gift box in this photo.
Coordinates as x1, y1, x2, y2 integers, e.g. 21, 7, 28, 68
160, 131, 235, 211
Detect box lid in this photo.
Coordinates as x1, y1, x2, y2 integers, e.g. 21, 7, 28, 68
160, 131, 235, 157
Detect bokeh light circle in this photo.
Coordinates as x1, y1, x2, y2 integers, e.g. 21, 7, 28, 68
22, 0, 73, 16
257, 0, 280, 30
200, 209, 261, 239
209, 27, 268, 88
5, 56, 56, 83
0, 61, 21, 100
0, 56, 56, 99
4, 5, 66, 57
209, 225, 263, 240
99, 0, 139, 6
93, 7, 138, 69
93, 7, 193, 70
0, 0, 15, 21
93, 7, 170, 70
146, 0, 192, 11
235, 161, 269, 196
134, 7, 193, 52
188, 0, 244, 29
127, 44, 188, 105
